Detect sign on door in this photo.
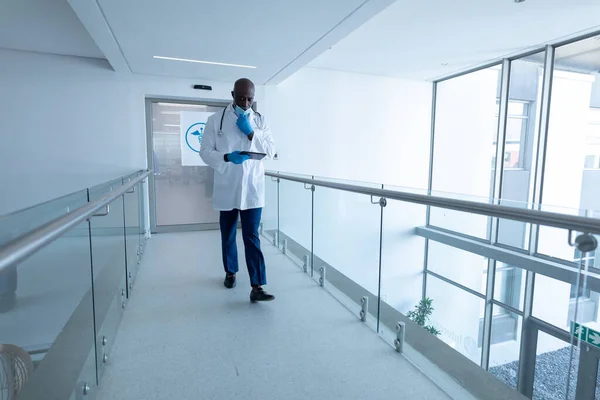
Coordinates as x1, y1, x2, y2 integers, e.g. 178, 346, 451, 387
180, 111, 215, 166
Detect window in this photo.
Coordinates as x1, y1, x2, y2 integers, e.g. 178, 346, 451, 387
570, 249, 596, 299
585, 108, 600, 169
430, 65, 501, 239
492, 100, 531, 169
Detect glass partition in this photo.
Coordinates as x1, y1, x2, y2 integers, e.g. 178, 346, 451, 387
87, 179, 128, 380
379, 186, 427, 322
278, 175, 313, 270
261, 176, 279, 246
265, 170, 600, 399
0, 192, 95, 398
0, 172, 146, 398
313, 182, 382, 321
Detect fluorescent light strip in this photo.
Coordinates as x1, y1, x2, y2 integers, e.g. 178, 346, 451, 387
153, 55, 257, 69
157, 103, 208, 108
164, 124, 180, 128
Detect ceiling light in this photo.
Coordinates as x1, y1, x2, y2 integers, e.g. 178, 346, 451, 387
153, 55, 257, 69
164, 124, 180, 128
157, 103, 208, 108
160, 111, 181, 115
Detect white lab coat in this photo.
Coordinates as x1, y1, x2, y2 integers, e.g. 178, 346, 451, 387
199, 105, 276, 211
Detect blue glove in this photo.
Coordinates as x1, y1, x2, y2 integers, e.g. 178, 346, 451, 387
227, 151, 250, 165
236, 114, 254, 136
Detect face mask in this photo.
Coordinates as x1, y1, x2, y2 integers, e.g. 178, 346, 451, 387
235, 105, 251, 116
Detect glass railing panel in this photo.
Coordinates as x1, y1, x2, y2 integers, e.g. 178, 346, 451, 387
0, 192, 89, 315
278, 176, 312, 271
88, 179, 127, 380
312, 185, 381, 321
426, 274, 485, 364
536, 204, 588, 263
0, 190, 88, 245
310, 175, 383, 189
267, 169, 600, 398
379, 187, 427, 335
262, 176, 279, 245
428, 192, 493, 241
0, 213, 96, 398
123, 175, 141, 293
495, 197, 538, 252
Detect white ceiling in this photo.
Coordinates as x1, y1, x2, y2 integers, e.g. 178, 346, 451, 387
0, 0, 104, 58
308, 0, 600, 80
74, 0, 394, 84
3, 0, 600, 84
0, 0, 393, 84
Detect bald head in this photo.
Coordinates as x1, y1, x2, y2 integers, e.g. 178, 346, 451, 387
232, 78, 255, 111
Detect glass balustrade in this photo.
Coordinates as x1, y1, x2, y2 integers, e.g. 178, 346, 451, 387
263, 172, 600, 400
0, 171, 147, 399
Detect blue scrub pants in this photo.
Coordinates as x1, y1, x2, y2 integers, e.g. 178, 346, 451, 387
220, 208, 266, 287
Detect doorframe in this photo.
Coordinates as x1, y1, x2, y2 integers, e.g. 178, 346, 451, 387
519, 316, 600, 399
576, 336, 600, 399
145, 97, 231, 234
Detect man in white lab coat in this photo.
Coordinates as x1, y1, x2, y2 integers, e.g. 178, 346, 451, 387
200, 78, 276, 302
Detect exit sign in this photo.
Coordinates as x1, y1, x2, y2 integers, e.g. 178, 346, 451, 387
572, 322, 600, 349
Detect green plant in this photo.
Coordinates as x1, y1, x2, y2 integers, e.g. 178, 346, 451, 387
407, 297, 441, 336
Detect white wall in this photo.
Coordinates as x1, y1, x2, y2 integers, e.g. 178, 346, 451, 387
262, 67, 433, 313
263, 67, 432, 187
0, 49, 257, 215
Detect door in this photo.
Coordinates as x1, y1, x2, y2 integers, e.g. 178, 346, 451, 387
522, 321, 600, 400
147, 99, 229, 233
575, 332, 600, 399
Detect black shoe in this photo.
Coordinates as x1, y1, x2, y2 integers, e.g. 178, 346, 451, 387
250, 288, 275, 302
224, 274, 236, 289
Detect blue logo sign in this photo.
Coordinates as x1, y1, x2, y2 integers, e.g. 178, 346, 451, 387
185, 122, 206, 153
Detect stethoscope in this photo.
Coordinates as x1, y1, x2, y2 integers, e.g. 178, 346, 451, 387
217, 105, 260, 136
217, 106, 227, 136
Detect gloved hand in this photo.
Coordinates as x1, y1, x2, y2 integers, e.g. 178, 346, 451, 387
236, 113, 254, 136
227, 151, 250, 165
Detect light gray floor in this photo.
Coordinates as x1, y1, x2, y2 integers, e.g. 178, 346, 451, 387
96, 231, 451, 400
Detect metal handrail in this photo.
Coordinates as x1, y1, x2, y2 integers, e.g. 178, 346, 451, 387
266, 171, 600, 235
0, 171, 150, 273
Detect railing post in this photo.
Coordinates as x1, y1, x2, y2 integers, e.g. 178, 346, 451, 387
395, 322, 406, 353
360, 296, 369, 322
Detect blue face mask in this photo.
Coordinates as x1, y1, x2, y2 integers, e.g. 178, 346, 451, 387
235, 105, 251, 116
